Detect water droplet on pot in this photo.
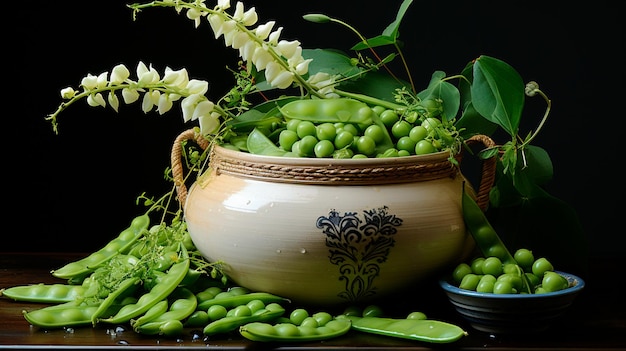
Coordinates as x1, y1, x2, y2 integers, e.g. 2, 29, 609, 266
300, 248, 307, 254
276, 249, 281, 253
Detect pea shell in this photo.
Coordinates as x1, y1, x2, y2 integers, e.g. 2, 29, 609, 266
51, 214, 150, 279
1, 283, 86, 303
239, 318, 351, 342
346, 316, 467, 343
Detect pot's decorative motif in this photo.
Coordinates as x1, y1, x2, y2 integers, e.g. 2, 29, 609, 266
318, 207, 402, 301
172, 130, 495, 305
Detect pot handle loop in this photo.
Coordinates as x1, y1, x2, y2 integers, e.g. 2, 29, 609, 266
171, 129, 210, 205
464, 134, 497, 211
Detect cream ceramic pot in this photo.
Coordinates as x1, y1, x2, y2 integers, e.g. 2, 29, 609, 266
172, 130, 494, 306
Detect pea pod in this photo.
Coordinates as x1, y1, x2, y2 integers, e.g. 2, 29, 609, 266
197, 289, 289, 310
91, 277, 141, 324
279, 98, 375, 124
130, 299, 169, 328
239, 317, 351, 342
203, 302, 285, 335
51, 214, 150, 279
100, 246, 190, 324
1, 283, 86, 303
22, 296, 137, 329
133, 287, 197, 334
344, 315, 467, 343
462, 189, 516, 265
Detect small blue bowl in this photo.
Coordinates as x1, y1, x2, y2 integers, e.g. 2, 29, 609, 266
439, 271, 585, 334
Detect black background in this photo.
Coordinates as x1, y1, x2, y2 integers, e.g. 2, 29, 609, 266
6, 1, 623, 263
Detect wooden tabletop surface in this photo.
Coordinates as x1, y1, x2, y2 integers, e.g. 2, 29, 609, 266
1, 252, 624, 350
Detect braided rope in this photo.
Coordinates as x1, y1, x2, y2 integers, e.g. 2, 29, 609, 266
171, 129, 496, 209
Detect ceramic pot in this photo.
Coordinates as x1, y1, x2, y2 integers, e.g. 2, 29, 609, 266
172, 130, 495, 306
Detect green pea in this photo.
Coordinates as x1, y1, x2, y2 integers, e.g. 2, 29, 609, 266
459, 273, 481, 290
203, 302, 285, 335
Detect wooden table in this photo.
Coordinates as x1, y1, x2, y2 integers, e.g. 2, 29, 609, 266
1, 252, 624, 350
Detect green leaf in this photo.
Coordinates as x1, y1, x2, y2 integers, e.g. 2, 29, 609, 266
303, 48, 362, 78
339, 71, 409, 102
416, 71, 460, 122
470, 55, 525, 137
352, 0, 414, 50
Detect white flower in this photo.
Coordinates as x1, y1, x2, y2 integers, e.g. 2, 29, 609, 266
158, 94, 174, 115
137, 62, 160, 85
163, 67, 189, 88
185, 79, 209, 95
108, 92, 120, 112
181, 94, 204, 122
122, 87, 140, 104
186, 8, 203, 28
192, 100, 215, 121
110, 64, 130, 85
60, 87, 76, 99
141, 90, 161, 113
254, 21, 275, 40
96, 72, 108, 89
216, 0, 230, 10
199, 111, 221, 135
276, 40, 300, 59
87, 93, 106, 107
81, 74, 99, 90
251, 47, 273, 71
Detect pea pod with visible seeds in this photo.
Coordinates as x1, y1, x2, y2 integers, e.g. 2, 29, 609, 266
100, 246, 190, 324
203, 302, 285, 335
197, 289, 290, 310
51, 214, 150, 280
22, 296, 137, 329
239, 316, 352, 342
462, 189, 516, 265
343, 315, 467, 343
1, 283, 86, 303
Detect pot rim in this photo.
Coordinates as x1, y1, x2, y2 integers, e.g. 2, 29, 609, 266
209, 144, 460, 185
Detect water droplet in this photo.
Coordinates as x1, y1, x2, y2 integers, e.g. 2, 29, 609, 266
276, 249, 282, 253
300, 248, 307, 254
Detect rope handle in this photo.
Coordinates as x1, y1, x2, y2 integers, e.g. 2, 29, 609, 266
464, 134, 497, 211
171, 129, 209, 205
171, 129, 497, 210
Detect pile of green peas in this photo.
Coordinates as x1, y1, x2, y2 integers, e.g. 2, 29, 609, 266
228, 98, 459, 159
451, 248, 570, 294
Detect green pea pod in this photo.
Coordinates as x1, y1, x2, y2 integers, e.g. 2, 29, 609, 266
100, 246, 190, 324
198, 291, 290, 311
279, 98, 375, 124
134, 288, 197, 332
130, 299, 168, 328
23, 296, 136, 329
203, 303, 285, 335
239, 318, 352, 342
51, 214, 150, 279
91, 277, 141, 324
462, 189, 516, 265
1, 283, 86, 303
344, 315, 467, 343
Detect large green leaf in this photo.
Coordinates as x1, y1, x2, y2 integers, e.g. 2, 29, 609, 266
471, 55, 525, 137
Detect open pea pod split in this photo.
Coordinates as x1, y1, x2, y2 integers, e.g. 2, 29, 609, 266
344, 315, 467, 343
